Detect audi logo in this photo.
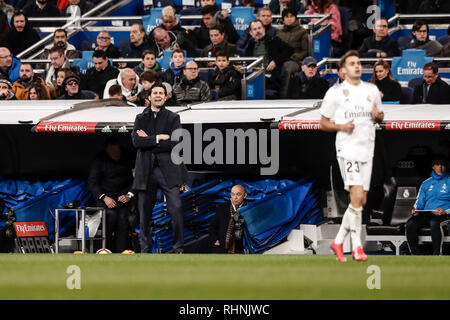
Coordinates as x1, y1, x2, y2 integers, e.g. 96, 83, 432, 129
397, 161, 415, 169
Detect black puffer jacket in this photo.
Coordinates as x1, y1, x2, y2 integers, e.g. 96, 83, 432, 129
173, 76, 211, 105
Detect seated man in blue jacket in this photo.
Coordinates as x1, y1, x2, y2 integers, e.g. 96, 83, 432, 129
406, 155, 450, 255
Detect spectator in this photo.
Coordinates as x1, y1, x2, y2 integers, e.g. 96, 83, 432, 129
269, 0, 305, 16
83, 50, 120, 99
28, 82, 51, 100
412, 62, 450, 104
190, 5, 239, 51
370, 60, 401, 102
437, 26, 450, 46
0, 47, 20, 82
58, 72, 96, 99
61, 0, 94, 16
118, 24, 152, 66
287, 56, 329, 99
23, 0, 62, 28
41, 29, 81, 62
406, 155, 450, 255
276, 7, 308, 98
242, 0, 255, 8
201, 24, 238, 58
136, 70, 158, 106
103, 68, 143, 104
0, 0, 14, 20
133, 50, 162, 77
305, 0, 342, 45
242, 19, 293, 95
49, 67, 69, 99
237, 8, 277, 56
95, 31, 121, 59
88, 136, 136, 253
45, 46, 80, 87
148, 6, 188, 44
108, 83, 124, 100
160, 48, 186, 87
209, 184, 247, 253
404, 20, 443, 57
5, 11, 40, 56
173, 60, 210, 105
0, 10, 10, 48
327, 62, 345, 87
359, 18, 400, 58
12, 63, 50, 100
0, 76, 16, 100
150, 27, 197, 58
208, 51, 241, 100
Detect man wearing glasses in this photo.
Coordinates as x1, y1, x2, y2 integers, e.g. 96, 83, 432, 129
172, 60, 211, 105
358, 18, 400, 58
95, 31, 121, 59
0, 47, 21, 83
404, 20, 443, 57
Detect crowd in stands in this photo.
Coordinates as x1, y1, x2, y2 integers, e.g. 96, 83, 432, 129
0, 0, 448, 103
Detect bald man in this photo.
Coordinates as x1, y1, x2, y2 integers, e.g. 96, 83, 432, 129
172, 60, 210, 105
150, 27, 197, 58
103, 68, 142, 103
0, 47, 21, 83
209, 185, 248, 254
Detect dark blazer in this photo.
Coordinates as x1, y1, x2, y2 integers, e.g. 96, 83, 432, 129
131, 106, 188, 190
412, 77, 450, 104
209, 201, 233, 252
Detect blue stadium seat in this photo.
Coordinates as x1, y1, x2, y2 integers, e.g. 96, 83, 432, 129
81, 50, 94, 60
408, 77, 423, 90
398, 35, 412, 50
79, 39, 97, 51
400, 86, 414, 104
229, 7, 257, 36
153, 0, 175, 8
222, 0, 242, 8
142, 8, 163, 34
158, 49, 192, 70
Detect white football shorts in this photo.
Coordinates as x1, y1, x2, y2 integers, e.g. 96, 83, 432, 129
337, 157, 373, 191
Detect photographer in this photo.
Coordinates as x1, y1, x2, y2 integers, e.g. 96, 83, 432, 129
0, 77, 16, 100
103, 68, 142, 105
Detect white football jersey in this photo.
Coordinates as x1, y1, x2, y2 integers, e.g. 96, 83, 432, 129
319, 80, 383, 162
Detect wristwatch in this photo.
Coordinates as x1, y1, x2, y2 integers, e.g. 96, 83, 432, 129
127, 192, 134, 198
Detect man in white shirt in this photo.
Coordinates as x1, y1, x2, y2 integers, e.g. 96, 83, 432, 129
319, 50, 384, 262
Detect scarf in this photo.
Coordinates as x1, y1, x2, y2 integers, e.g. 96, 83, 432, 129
170, 61, 186, 76
224, 202, 245, 254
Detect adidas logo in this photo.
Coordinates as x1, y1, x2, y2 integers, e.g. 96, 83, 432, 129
101, 125, 112, 133
445, 124, 450, 130
118, 125, 128, 133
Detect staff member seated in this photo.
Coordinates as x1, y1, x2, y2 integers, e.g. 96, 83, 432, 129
406, 155, 450, 255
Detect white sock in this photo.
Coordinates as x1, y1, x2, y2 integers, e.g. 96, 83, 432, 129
335, 206, 352, 244
348, 204, 363, 251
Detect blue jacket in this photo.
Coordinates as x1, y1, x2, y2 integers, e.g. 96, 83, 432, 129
2, 56, 21, 83
415, 171, 450, 212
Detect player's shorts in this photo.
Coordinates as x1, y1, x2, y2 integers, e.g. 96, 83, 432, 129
337, 157, 372, 191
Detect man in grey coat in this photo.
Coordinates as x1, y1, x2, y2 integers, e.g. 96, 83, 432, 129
131, 83, 188, 253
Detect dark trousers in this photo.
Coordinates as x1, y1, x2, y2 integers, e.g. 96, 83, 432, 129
138, 167, 183, 253
97, 201, 131, 253
406, 214, 447, 255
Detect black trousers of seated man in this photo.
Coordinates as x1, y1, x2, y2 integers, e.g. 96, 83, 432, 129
138, 167, 183, 253
406, 214, 448, 255
96, 201, 131, 253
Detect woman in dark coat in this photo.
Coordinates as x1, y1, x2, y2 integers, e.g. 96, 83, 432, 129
370, 59, 402, 102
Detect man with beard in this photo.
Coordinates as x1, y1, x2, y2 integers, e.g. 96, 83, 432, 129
150, 27, 197, 58
5, 12, 41, 56
12, 63, 50, 100
23, 0, 62, 28
131, 83, 188, 253
41, 29, 81, 61
0, 47, 21, 83
287, 56, 329, 99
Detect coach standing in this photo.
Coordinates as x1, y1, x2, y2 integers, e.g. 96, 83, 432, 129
131, 83, 187, 253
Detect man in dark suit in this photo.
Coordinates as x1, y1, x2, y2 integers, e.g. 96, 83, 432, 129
131, 83, 187, 253
412, 62, 450, 104
88, 137, 135, 253
209, 185, 247, 254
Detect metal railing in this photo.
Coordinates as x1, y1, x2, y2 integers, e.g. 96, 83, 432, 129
20, 0, 131, 59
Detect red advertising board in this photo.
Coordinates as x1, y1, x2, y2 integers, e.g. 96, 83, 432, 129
35, 121, 98, 133
14, 221, 49, 237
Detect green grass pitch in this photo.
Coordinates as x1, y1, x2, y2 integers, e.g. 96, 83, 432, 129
0, 254, 449, 300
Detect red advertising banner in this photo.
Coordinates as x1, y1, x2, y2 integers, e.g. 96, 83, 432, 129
14, 221, 49, 237
385, 120, 441, 131
279, 120, 321, 131
35, 122, 98, 133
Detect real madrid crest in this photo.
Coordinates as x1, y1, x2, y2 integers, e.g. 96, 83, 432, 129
343, 89, 349, 97
403, 189, 410, 198
367, 95, 372, 102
